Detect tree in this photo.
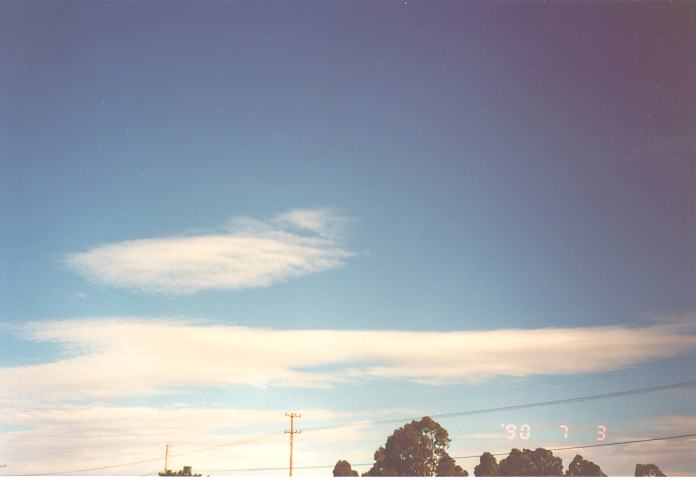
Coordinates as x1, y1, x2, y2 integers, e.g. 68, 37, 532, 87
566, 455, 606, 477
635, 464, 666, 477
474, 452, 499, 477
333, 460, 359, 477
499, 449, 533, 476
364, 446, 388, 476
159, 466, 201, 477
498, 448, 562, 476
528, 448, 563, 476
436, 452, 468, 476
363, 416, 468, 476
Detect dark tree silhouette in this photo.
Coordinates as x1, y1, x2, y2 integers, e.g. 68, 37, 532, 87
474, 452, 499, 477
635, 464, 666, 476
363, 416, 467, 476
333, 459, 359, 477
159, 466, 201, 477
566, 455, 606, 477
529, 448, 563, 476
499, 449, 533, 477
436, 452, 468, 476
498, 448, 562, 476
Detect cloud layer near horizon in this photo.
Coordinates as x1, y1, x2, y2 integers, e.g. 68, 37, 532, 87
0, 404, 377, 475
2, 319, 695, 403
1, 396, 694, 475
65, 208, 352, 294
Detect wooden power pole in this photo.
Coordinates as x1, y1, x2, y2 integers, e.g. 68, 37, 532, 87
284, 413, 301, 477
163, 444, 172, 474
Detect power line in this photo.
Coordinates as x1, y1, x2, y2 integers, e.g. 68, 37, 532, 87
13, 380, 696, 476
195, 432, 696, 473
451, 432, 696, 460
21, 431, 281, 476
169, 431, 281, 457
342, 353, 696, 413
24, 455, 165, 476
452, 404, 696, 439
302, 380, 696, 433
328, 403, 696, 449
435, 380, 696, 420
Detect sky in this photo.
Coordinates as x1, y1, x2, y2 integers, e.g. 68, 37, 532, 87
1, 0, 695, 476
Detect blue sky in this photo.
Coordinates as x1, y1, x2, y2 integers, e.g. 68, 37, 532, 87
1, 0, 695, 476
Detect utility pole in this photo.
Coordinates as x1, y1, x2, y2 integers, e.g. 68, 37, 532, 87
163, 444, 172, 474
284, 412, 301, 477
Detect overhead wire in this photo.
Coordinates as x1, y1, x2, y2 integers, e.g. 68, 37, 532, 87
21, 430, 282, 476
453, 404, 696, 437
343, 352, 696, 413
301, 379, 696, 433
13, 379, 696, 476
23, 455, 166, 476
194, 432, 696, 473
452, 432, 696, 459
168, 431, 282, 458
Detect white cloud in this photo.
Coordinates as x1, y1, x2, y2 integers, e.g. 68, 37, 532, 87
0, 405, 373, 475
1, 319, 695, 403
2, 404, 694, 476
64, 209, 353, 294
272, 208, 349, 239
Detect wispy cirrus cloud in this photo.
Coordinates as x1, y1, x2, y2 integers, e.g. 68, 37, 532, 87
272, 208, 350, 239
2, 319, 695, 403
64, 209, 353, 294
1, 319, 695, 475
2, 405, 695, 476
0, 405, 374, 475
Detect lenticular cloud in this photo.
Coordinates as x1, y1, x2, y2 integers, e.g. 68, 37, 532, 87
65, 209, 352, 294
3, 319, 695, 402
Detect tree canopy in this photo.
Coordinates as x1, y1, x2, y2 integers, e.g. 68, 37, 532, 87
474, 452, 499, 477
436, 452, 468, 477
363, 416, 468, 476
333, 460, 359, 477
335, 415, 662, 477
159, 466, 201, 477
635, 464, 666, 476
498, 448, 563, 477
566, 455, 606, 477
